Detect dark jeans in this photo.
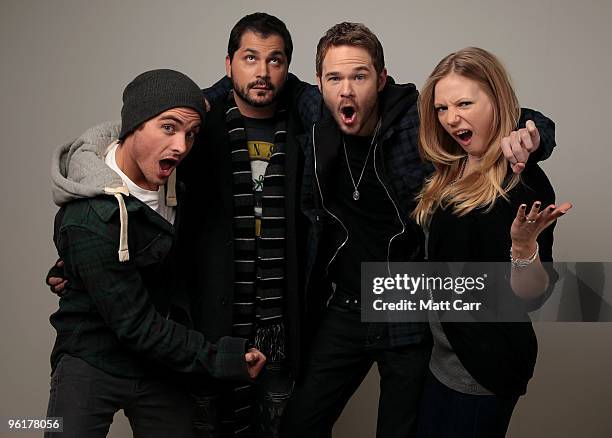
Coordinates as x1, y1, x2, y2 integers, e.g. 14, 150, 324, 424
255, 361, 294, 438
192, 360, 293, 438
281, 294, 431, 438
45, 354, 195, 437
415, 371, 519, 438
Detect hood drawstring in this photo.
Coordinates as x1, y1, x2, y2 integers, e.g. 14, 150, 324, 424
100, 141, 178, 261
166, 171, 177, 207
103, 186, 130, 262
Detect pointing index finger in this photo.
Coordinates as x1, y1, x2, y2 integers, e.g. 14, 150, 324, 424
526, 120, 539, 140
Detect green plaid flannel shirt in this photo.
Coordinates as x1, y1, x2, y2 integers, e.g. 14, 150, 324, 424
50, 194, 250, 380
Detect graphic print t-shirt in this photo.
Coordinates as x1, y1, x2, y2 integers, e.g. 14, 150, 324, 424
243, 116, 276, 237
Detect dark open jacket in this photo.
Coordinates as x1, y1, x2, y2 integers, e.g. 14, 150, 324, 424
429, 163, 558, 396
177, 89, 310, 377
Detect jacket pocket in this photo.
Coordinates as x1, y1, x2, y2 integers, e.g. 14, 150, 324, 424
132, 232, 173, 268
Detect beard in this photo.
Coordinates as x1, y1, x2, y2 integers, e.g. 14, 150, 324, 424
232, 78, 281, 108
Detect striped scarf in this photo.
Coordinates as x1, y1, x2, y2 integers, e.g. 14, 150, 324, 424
223, 92, 289, 436
226, 92, 287, 361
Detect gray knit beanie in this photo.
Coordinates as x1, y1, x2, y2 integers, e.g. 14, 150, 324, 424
119, 69, 205, 141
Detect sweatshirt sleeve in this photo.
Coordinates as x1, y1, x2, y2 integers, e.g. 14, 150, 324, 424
202, 76, 232, 108
286, 72, 323, 129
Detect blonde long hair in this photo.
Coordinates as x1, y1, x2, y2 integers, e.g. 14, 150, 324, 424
413, 47, 520, 226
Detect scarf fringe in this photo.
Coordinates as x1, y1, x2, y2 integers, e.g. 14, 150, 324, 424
254, 323, 286, 362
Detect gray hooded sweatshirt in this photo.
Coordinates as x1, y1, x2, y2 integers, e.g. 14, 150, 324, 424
50, 121, 177, 261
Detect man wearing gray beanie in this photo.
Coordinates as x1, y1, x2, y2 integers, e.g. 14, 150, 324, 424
46, 68, 265, 438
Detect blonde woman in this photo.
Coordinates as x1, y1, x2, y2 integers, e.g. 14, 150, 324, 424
413, 47, 571, 437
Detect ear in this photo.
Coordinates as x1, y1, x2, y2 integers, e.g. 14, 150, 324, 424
225, 55, 232, 78
316, 74, 322, 93
377, 67, 387, 92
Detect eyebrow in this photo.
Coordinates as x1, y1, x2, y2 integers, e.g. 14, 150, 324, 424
159, 116, 200, 129
243, 48, 285, 58
159, 116, 185, 125
268, 50, 285, 58
434, 97, 471, 106
324, 66, 370, 79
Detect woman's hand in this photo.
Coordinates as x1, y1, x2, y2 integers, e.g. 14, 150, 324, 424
502, 120, 540, 174
511, 200, 572, 258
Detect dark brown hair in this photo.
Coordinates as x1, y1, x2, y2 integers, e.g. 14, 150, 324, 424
316, 22, 384, 76
228, 13, 293, 64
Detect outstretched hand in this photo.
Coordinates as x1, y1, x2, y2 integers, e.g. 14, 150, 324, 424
501, 120, 540, 174
511, 200, 572, 257
245, 348, 266, 379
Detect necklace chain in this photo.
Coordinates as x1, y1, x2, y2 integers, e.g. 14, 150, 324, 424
342, 119, 382, 201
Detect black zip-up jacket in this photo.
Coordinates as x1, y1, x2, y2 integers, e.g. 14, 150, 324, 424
299, 82, 432, 345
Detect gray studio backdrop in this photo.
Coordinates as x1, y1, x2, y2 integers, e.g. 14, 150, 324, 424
1, 0, 611, 437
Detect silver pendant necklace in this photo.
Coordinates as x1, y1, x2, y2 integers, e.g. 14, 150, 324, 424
342, 119, 382, 201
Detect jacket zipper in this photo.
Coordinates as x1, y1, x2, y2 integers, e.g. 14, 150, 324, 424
312, 123, 349, 273
372, 139, 406, 274
311, 122, 410, 300
314, 122, 405, 270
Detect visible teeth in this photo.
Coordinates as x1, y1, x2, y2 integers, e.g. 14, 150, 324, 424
456, 130, 469, 135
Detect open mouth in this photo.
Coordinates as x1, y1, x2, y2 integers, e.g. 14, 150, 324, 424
159, 158, 178, 176
340, 105, 356, 124
455, 129, 473, 143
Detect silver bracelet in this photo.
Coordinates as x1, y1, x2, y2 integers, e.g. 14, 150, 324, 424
510, 242, 539, 269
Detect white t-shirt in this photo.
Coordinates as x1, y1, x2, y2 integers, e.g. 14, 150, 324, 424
105, 142, 176, 224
